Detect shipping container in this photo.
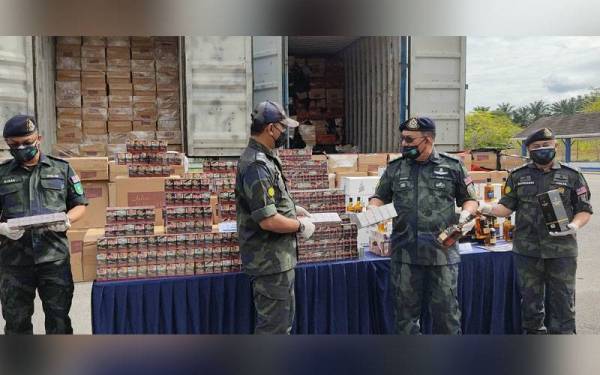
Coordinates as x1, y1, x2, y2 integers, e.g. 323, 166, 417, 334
0, 36, 465, 158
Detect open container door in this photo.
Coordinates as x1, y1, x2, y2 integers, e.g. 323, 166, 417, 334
0, 37, 35, 156
185, 36, 253, 157
409, 36, 466, 152
252, 36, 286, 108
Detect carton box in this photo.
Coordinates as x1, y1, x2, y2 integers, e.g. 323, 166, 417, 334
67, 157, 109, 181
56, 96, 81, 108
358, 153, 388, 173
81, 58, 107, 72
107, 144, 127, 156
108, 182, 117, 206
468, 171, 491, 184
326, 89, 344, 107
83, 134, 109, 144
56, 70, 81, 81
57, 36, 82, 45
131, 46, 155, 60
57, 127, 83, 143
56, 57, 81, 71
133, 95, 157, 105
489, 170, 509, 183
500, 154, 527, 171
83, 121, 107, 135
79, 143, 107, 157
108, 107, 133, 121
82, 107, 108, 121
115, 177, 167, 225
81, 46, 105, 59
447, 151, 472, 171
67, 229, 87, 254
108, 121, 132, 133
133, 120, 157, 132
107, 58, 131, 71
109, 83, 133, 96
82, 71, 105, 80
343, 176, 381, 199
57, 118, 82, 129
82, 37, 106, 46
70, 252, 84, 283
52, 143, 80, 158
538, 190, 571, 233
106, 47, 131, 60
156, 130, 182, 145
83, 228, 105, 281
157, 120, 180, 131
387, 153, 402, 163
156, 60, 178, 73
82, 96, 108, 108
328, 154, 358, 174
109, 161, 128, 182
109, 95, 133, 107
106, 70, 131, 80
106, 37, 130, 47
336, 172, 369, 190
71, 182, 109, 229
471, 150, 499, 170
131, 60, 155, 72
56, 81, 81, 98
133, 106, 158, 122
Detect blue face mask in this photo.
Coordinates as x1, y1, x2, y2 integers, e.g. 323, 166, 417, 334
530, 147, 556, 165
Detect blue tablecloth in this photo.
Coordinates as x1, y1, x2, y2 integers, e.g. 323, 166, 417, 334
92, 247, 521, 334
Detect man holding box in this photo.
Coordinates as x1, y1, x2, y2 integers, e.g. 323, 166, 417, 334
369, 117, 479, 334
236, 101, 315, 334
479, 127, 592, 334
0, 115, 88, 334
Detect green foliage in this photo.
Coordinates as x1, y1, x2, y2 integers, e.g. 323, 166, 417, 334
465, 111, 522, 150
582, 98, 600, 113
472, 106, 491, 112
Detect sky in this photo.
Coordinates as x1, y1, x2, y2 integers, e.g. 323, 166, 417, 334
466, 37, 600, 112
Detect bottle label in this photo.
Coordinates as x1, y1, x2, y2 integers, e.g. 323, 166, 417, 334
486, 191, 494, 199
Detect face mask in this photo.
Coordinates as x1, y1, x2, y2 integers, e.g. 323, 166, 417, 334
530, 147, 556, 165
272, 125, 287, 148
10, 141, 39, 164
402, 138, 426, 159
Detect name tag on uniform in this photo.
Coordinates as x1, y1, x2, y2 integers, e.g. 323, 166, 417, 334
517, 176, 534, 186
1, 177, 18, 184
43, 174, 61, 179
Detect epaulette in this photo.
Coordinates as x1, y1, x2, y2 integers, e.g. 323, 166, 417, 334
253, 152, 270, 166
508, 163, 530, 174
47, 155, 68, 163
559, 162, 581, 173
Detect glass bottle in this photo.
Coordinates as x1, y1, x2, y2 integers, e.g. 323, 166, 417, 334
347, 197, 354, 213
503, 216, 514, 241
354, 197, 364, 213
437, 213, 476, 248
484, 177, 494, 202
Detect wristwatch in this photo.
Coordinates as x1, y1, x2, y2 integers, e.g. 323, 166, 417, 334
297, 220, 304, 233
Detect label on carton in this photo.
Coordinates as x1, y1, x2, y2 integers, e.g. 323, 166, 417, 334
86, 187, 103, 199
128, 192, 165, 208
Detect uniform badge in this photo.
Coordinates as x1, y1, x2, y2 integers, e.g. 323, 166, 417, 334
576, 186, 588, 196
71, 174, 83, 195
504, 185, 512, 194
407, 118, 419, 129
267, 186, 275, 197
543, 128, 552, 137
557, 187, 565, 194
25, 119, 35, 132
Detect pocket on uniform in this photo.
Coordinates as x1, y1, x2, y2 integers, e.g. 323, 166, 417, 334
253, 274, 292, 301
40, 177, 66, 211
0, 182, 24, 217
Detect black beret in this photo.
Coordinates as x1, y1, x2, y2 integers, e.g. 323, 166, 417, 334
3, 115, 37, 138
525, 127, 555, 147
399, 117, 436, 132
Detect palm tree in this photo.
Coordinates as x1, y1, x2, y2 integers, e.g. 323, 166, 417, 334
495, 102, 515, 117
473, 106, 491, 112
551, 98, 579, 116
527, 100, 550, 122
512, 107, 533, 127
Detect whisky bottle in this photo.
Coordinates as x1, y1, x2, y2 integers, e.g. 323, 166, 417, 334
437, 213, 476, 248
354, 197, 364, 213
484, 177, 494, 202
347, 198, 354, 213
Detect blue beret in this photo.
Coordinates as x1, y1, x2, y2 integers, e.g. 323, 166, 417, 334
525, 127, 555, 147
399, 117, 436, 132
3, 115, 37, 138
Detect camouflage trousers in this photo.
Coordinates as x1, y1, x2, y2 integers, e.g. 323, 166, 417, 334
0, 259, 74, 335
513, 253, 577, 334
390, 262, 461, 335
251, 269, 295, 334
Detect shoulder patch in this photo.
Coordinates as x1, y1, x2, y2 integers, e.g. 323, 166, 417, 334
70, 175, 81, 184
559, 162, 581, 173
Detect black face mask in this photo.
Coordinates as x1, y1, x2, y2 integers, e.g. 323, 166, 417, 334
530, 147, 556, 165
402, 138, 426, 159
10, 142, 39, 164
272, 126, 287, 148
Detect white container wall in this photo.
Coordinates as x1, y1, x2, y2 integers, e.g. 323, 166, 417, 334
185, 36, 253, 157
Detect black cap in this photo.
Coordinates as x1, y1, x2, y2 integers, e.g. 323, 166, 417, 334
251, 101, 298, 128
525, 127, 555, 147
3, 115, 37, 138
399, 117, 436, 132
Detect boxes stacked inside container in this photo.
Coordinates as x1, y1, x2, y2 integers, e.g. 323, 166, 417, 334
276, 148, 329, 190
53, 36, 182, 158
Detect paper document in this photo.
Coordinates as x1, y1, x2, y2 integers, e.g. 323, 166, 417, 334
308, 212, 342, 224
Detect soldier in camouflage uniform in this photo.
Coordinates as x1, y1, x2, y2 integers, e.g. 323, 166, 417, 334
235, 101, 315, 334
369, 117, 479, 334
480, 128, 592, 334
0, 115, 88, 334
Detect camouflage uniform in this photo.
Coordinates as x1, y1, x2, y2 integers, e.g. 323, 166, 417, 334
235, 138, 298, 334
371, 149, 478, 334
0, 154, 88, 334
499, 161, 592, 334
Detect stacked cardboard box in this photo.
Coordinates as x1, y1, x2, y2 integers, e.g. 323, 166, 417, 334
54, 36, 182, 159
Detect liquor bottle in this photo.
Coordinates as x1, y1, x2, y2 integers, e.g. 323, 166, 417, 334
354, 197, 364, 213
484, 177, 494, 202
347, 197, 354, 213
503, 215, 514, 241
437, 213, 477, 248
493, 217, 500, 238
489, 228, 497, 245
501, 177, 507, 198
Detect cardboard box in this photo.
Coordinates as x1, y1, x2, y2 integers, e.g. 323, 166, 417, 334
358, 154, 388, 173
109, 83, 133, 96
336, 172, 369, 190
52, 143, 80, 158
79, 143, 107, 157
131, 60, 155, 72
83, 134, 109, 144
107, 37, 130, 47
67, 229, 87, 254
67, 157, 109, 181
108, 107, 133, 121
167, 145, 183, 153
82, 77, 106, 89
108, 132, 132, 144
108, 121, 132, 133
156, 60, 178, 73
82, 37, 105, 46
343, 176, 381, 198
56, 70, 81, 81
489, 170, 509, 183
109, 161, 128, 182
133, 107, 158, 122
133, 95, 156, 105
81, 58, 107, 72
156, 130, 182, 145
471, 150, 499, 170
57, 36, 82, 45
71, 182, 109, 229
447, 151, 472, 171
157, 120, 180, 131
326, 89, 344, 108
56, 96, 81, 108
57, 118, 82, 129
57, 127, 83, 143
81, 45, 105, 59
56, 57, 81, 71
115, 177, 167, 225
107, 47, 131, 60
82, 96, 108, 108
70, 252, 84, 283
328, 173, 336, 189
108, 182, 117, 206
131, 46, 154, 60
328, 154, 358, 173
500, 154, 527, 171
107, 70, 131, 80
133, 120, 157, 132
468, 171, 491, 184
82, 107, 108, 121
82, 71, 105, 79
107, 144, 126, 156
109, 95, 133, 107
56, 81, 81, 98
107, 58, 131, 71
83, 228, 104, 281
83, 121, 107, 135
